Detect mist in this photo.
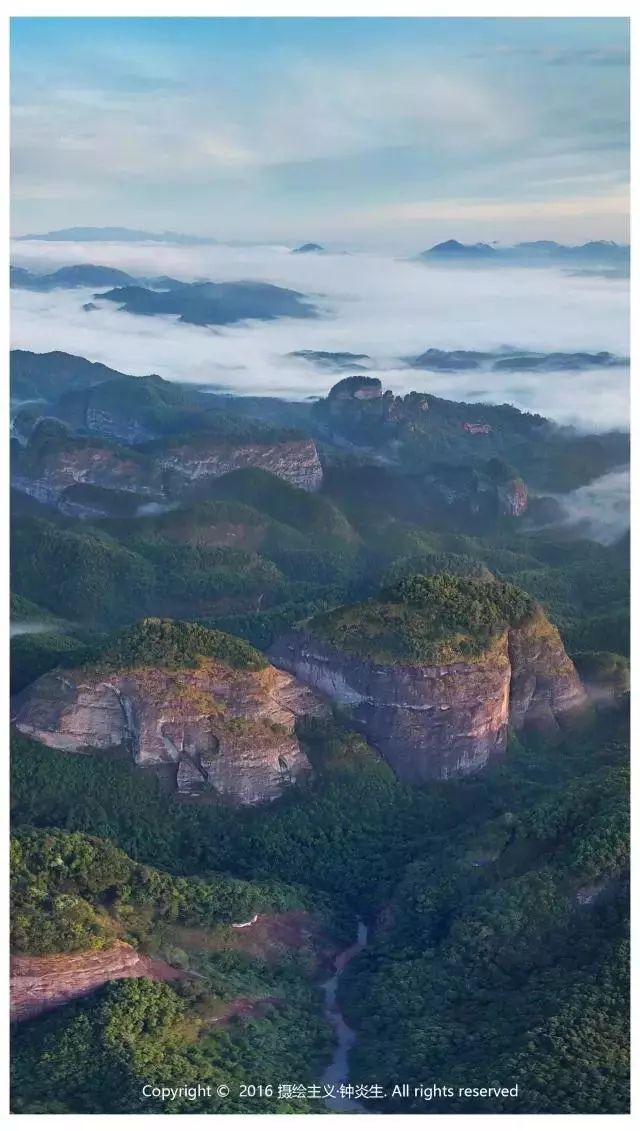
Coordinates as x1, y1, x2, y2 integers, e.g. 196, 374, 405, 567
10, 621, 55, 638
550, 468, 630, 545
10, 239, 629, 432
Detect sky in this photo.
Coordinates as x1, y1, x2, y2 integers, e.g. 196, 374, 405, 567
10, 16, 630, 248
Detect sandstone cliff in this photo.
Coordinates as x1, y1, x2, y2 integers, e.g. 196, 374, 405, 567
12, 621, 326, 804
11, 942, 185, 1022
268, 579, 589, 782
11, 420, 323, 513
158, 437, 323, 494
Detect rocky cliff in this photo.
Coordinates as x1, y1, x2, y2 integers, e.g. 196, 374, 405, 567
11, 942, 185, 1022
269, 576, 589, 782
158, 437, 323, 494
11, 419, 323, 511
12, 619, 325, 804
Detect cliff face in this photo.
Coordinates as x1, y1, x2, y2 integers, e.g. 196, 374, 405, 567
11, 942, 184, 1022
268, 612, 589, 782
498, 477, 528, 517
11, 438, 161, 507
159, 438, 323, 494
13, 658, 325, 804
11, 425, 323, 509
424, 466, 529, 521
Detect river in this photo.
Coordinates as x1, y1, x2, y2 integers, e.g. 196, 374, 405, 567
320, 919, 369, 1114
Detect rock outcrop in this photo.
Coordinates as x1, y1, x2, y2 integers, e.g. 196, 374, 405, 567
11, 419, 324, 511
158, 437, 323, 494
269, 581, 589, 782
11, 942, 185, 1022
12, 621, 326, 804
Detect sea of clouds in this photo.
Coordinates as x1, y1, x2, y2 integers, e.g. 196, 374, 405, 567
10, 239, 629, 433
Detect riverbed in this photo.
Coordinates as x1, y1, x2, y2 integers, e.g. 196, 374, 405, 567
321, 919, 368, 1114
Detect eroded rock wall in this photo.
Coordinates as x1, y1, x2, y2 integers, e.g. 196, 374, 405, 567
269, 614, 589, 782
10, 942, 184, 1023
12, 660, 325, 804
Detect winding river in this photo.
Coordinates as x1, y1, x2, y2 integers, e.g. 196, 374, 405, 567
320, 919, 369, 1114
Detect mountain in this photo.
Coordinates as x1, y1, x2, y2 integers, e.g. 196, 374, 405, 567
291, 350, 370, 369
11, 415, 323, 516
417, 239, 630, 270
12, 618, 324, 803
420, 239, 498, 258
292, 243, 324, 254
408, 347, 627, 372
98, 280, 318, 325
11, 264, 137, 291
13, 226, 216, 244
314, 375, 629, 493
269, 575, 590, 781
10, 350, 144, 403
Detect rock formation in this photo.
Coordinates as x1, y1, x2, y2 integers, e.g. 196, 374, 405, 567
158, 437, 323, 494
12, 620, 326, 804
11, 942, 185, 1022
11, 419, 324, 512
269, 578, 589, 782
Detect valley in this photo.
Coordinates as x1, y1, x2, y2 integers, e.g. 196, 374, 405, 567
9, 325, 629, 1115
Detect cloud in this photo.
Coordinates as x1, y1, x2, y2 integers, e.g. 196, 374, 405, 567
550, 468, 630, 544
10, 240, 629, 434
351, 192, 630, 229
468, 45, 629, 67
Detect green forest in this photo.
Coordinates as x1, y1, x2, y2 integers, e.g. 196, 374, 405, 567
10, 354, 629, 1116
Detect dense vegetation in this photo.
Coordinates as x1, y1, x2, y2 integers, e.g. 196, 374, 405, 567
11, 973, 332, 1114
10, 363, 629, 1114
11, 827, 317, 956
341, 738, 629, 1114
310, 575, 536, 663
94, 618, 267, 672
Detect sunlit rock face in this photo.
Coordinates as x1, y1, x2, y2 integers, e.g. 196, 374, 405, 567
11, 419, 324, 512
12, 657, 326, 804
158, 437, 323, 494
269, 610, 589, 783
10, 942, 185, 1022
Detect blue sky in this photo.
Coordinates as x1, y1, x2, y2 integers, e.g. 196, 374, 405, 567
10, 17, 630, 247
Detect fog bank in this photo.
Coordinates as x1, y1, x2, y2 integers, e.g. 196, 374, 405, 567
10, 239, 629, 432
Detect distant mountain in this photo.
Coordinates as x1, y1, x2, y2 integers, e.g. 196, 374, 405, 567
421, 239, 498, 259
11, 265, 138, 291
98, 280, 318, 325
292, 243, 324, 254
11, 265, 193, 293
417, 238, 629, 270
13, 226, 216, 245
407, 347, 628, 373
290, 350, 370, 370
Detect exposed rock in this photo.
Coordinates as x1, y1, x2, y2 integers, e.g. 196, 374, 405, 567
423, 465, 528, 521
11, 421, 163, 507
12, 655, 325, 804
269, 610, 589, 783
158, 437, 323, 494
10, 941, 185, 1022
507, 613, 590, 735
498, 477, 528, 517
11, 420, 324, 508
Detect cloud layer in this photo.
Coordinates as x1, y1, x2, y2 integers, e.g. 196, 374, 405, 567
10, 239, 629, 433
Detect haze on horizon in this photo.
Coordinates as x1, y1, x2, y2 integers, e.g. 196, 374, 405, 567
10, 16, 629, 250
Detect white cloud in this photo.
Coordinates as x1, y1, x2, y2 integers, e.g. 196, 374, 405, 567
351, 191, 630, 228
10, 240, 629, 433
